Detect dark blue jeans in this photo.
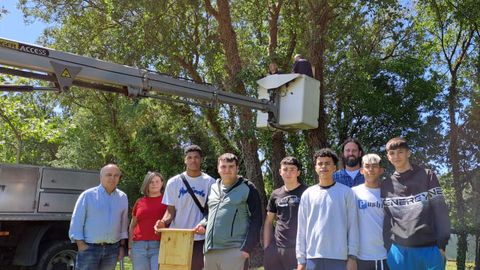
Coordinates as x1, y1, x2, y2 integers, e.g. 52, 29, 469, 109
305, 258, 346, 270
130, 240, 159, 270
75, 242, 119, 270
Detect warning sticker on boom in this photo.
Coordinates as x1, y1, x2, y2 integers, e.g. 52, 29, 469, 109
0, 38, 50, 57
61, 68, 71, 78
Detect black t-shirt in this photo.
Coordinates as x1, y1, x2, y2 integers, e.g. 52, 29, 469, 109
267, 183, 308, 248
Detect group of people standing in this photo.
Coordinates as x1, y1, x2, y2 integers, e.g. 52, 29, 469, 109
68, 137, 450, 270
68, 145, 262, 270
264, 137, 450, 270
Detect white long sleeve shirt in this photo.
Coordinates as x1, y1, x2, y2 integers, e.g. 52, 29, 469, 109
296, 182, 359, 264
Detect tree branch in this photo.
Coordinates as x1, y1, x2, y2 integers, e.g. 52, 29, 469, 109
204, 0, 219, 19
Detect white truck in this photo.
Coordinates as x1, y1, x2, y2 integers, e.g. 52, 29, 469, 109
0, 163, 99, 269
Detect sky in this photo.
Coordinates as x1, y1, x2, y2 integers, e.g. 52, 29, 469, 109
0, 0, 47, 44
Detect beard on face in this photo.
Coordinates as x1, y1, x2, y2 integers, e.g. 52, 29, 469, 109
343, 155, 361, 167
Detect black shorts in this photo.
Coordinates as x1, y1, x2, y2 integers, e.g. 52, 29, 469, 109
357, 258, 389, 270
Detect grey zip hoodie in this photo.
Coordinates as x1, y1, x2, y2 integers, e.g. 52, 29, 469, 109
200, 177, 262, 253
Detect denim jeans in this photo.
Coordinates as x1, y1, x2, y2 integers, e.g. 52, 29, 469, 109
305, 258, 346, 270
130, 240, 160, 270
75, 242, 119, 270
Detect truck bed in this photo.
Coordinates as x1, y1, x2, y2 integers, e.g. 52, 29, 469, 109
0, 163, 99, 219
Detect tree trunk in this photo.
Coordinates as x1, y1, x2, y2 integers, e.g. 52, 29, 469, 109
267, 0, 287, 191
204, 1, 267, 266
204, 109, 238, 154
472, 42, 480, 270
305, 0, 330, 151
448, 75, 468, 270
204, 0, 266, 206
457, 232, 469, 270
174, 55, 238, 155
16, 140, 22, 164
267, 0, 283, 59
475, 170, 480, 270
271, 131, 286, 189
475, 231, 480, 270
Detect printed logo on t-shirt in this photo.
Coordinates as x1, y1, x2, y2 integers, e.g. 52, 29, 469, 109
178, 187, 206, 198
277, 195, 301, 207
383, 186, 444, 207
358, 199, 383, 209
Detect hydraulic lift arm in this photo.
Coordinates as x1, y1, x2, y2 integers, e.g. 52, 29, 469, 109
0, 37, 278, 119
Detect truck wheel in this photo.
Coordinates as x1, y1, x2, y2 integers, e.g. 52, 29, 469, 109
35, 241, 77, 270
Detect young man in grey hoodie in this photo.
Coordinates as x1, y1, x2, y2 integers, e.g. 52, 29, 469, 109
194, 153, 262, 270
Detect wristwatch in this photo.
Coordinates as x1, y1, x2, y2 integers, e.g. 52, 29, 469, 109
348, 255, 357, 260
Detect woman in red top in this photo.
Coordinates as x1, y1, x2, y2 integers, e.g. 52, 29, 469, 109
128, 171, 167, 270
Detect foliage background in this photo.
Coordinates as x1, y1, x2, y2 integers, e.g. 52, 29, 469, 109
1, 0, 479, 268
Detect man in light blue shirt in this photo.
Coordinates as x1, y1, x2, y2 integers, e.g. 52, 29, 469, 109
333, 138, 365, 187
69, 164, 129, 270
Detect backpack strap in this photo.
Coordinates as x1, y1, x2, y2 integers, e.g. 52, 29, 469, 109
180, 174, 205, 214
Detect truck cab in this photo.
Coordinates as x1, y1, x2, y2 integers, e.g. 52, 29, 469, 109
0, 163, 99, 270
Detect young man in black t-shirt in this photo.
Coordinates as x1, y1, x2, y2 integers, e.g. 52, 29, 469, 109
263, 156, 308, 270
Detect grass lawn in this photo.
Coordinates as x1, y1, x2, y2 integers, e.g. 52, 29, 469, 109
446, 261, 476, 270
115, 258, 131, 270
